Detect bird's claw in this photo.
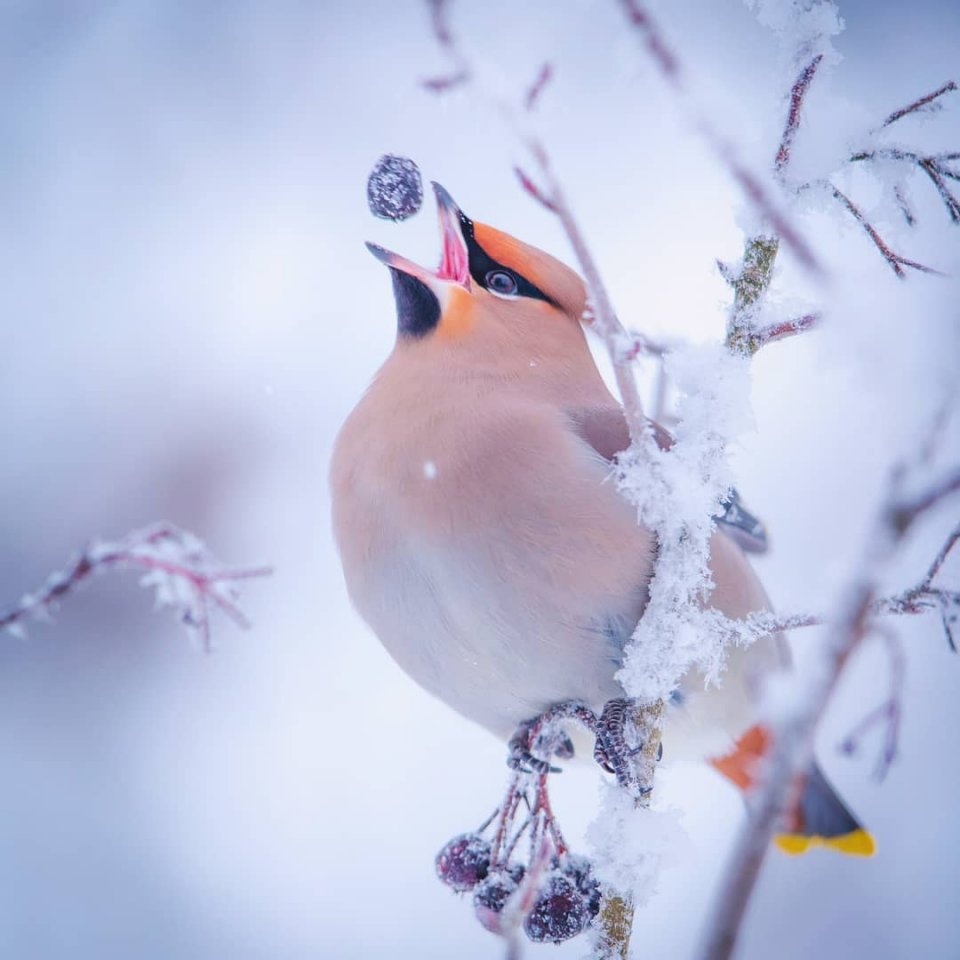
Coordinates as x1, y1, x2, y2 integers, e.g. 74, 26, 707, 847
591, 698, 663, 787
507, 722, 562, 774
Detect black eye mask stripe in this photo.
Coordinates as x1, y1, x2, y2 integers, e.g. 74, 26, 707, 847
459, 213, 556, 306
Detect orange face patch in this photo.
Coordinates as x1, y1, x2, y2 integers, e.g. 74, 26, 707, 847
437, 285, 475, 339
473, 223, 549, 294
472, 222, 586, 322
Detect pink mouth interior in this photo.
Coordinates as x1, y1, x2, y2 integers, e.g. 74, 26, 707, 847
437, 221, 470, 285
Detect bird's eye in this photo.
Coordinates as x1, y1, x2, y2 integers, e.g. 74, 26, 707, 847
485, 270, 519, 296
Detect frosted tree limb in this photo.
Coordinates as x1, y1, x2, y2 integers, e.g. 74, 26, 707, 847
881, 79, 958, 128
706, 519, 960, 655
830, 187, 943, 278
615, 0, 821, 276
725, 55, 824, 355
849, 149, 960, 223
775, 55, 824, 175
0, 522, 272, 652
699, 462, 960, 960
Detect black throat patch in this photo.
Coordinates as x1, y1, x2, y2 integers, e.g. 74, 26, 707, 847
389, 267, 441, 338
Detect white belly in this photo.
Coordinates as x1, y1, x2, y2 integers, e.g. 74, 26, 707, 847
347, 537, 629, 740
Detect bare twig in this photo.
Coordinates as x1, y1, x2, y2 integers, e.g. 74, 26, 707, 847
775, 55, 824, 175
0, 523, 272, 652
882, 79, 958, 128
838, 627, 905, 781
700, 460, 960, 960
849, 148, 960, 223
618, 0, 679, 80
615, 0, 821, 275
831, 186, 943, 278
423, 1, 654, 455
525, 62, 554, 112
751, 312, 821, 348
726, 57, 823, 355
514, 148, 653, 449
708, 519, 960, 650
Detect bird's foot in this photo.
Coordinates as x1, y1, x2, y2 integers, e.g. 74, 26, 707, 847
506, 702, 596, 775
507, 721, 561, 774
592, 698, 662, 790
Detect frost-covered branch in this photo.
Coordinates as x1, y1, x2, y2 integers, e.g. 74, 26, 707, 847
615, 0, 821, 275
705, 520, 960, 654
849, 149, 960, 223
881, 79, 958, 128
0, 523, 271, 652
725, 55, 824, 355
775, 55, 824, 175
700, 459, 960, 960
830, 186, 943, 278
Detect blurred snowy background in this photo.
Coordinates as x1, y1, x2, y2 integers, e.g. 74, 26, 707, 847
1, 1, 959, 957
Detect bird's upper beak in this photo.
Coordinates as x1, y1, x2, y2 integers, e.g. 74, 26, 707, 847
365, 181, 471, 289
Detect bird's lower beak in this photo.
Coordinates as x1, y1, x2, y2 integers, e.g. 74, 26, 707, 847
365, 182, 470, 289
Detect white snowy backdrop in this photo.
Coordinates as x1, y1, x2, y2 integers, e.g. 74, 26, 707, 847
1, 1, 958, 958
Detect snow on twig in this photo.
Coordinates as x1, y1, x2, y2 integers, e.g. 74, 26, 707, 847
0, 523, 272, 652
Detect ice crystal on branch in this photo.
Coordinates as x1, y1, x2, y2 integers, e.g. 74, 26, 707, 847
0, 523, 271, 651
616, 346, 753, 701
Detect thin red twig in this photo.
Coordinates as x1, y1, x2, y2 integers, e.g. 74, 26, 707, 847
838, 628, 905, 781
513, 165, 559, 214
752, 312, 820, 347
618, 0, 679, 80
831, 186, 943, 278
882, 79, 958, 128
525, 62, 554, 112
775, 54, 824, 174
0, 523, 272, 652
615, 0, 821, 275
849, 148, 960, 223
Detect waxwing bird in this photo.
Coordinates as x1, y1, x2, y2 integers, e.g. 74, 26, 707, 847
330, 182, 873, 856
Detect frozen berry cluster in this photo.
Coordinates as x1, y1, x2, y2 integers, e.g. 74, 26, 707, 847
435, 834, 601, 944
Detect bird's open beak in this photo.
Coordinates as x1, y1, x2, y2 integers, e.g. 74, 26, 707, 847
365, 182, 470, 289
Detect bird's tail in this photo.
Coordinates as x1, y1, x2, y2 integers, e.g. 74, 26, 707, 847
710, 725, 875, 857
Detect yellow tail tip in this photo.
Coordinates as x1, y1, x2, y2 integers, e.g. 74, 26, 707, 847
774, 829, 876, 857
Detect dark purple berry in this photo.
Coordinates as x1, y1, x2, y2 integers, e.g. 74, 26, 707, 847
435, 834, 491, 892
563, 855, 601, 918
473, 870, 520, 933
523, 874, 589, 943
367, 154, 423, 221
